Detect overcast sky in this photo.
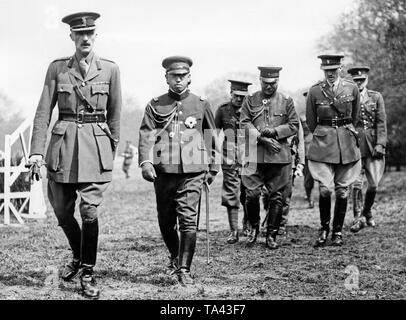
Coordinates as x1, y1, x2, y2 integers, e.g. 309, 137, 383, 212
0, 0, 355, 116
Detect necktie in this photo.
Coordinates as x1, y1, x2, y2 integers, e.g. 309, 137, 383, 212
79, 59, 89, 78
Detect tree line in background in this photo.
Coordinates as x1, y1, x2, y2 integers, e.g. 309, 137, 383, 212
1, 0, 404, 169
318, 0, 406, 170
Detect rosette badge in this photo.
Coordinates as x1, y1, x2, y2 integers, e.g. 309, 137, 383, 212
184, 116, 197, 129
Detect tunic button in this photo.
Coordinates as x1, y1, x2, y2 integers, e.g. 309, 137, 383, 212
81, 82, 86, 87
78, 124, 83, 128
180, 141, 184, 144
180, 131, 184, 135
179, 111, 183, 115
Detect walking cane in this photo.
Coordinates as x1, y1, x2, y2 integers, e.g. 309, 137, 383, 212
196, 188, 202, 231
204, 181, 211, 264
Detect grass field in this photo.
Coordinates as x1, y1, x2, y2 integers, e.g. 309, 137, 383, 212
0, 158, 405, 300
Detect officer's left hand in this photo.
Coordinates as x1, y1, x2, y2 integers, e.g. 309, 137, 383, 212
372, 144, 385, 159
260, 128, 277, 138
294, 163, 304, 177
205, 170, 217, 185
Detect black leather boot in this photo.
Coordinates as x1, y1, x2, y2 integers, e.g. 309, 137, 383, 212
159, 225, 179, 265
332, 197, 348, 246
265, 195, 283, 249
177, 232, 196, 286
80, 266, 100, 299
266, 229, 278, 250
314, 195, 331, 247
247, 224, 259, 246
226, 207, 239, 244
305, 188, 314, 208
59, 218, 81, 281
363, 189, 377, 227
60, 218, 82, 260
350, 188, 365, 233
81, 219, 99, 267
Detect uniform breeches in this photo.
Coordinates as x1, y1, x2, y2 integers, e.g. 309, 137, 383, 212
221, 168, 244, 208
309, 160, 361, 199
47, 180, 109, 266
352, 157, 385, 191
242, 163, 291, 229
154, 172, 205, 234
303, 159, 315, 192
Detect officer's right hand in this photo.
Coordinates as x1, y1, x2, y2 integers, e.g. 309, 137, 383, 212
141, 162, 157, 182
257, 136, 281, 153
26, 155, 44, 182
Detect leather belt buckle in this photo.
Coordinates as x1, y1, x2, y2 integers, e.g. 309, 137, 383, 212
331, 119, 338, 128
77, 112, 84, 124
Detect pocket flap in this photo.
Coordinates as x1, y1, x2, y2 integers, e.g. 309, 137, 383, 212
91, 84, 109, 95
57, 84, 73, 94
51, 121, 70, 135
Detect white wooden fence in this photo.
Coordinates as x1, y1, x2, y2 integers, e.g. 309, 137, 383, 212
0, 115, 47, 226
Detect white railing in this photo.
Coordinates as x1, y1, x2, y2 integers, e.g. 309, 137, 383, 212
0, 114, 47, 226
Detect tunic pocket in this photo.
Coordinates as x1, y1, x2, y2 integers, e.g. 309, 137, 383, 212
91, 84, 109, 109
57, 84, 74, 109
45, 121, 69, 172
92, 124, 113, 171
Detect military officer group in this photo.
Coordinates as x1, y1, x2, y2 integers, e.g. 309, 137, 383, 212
27, 12, 387, 299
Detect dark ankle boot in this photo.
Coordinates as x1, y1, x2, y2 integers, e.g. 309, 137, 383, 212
266, 229, 278, 250
80, 266, 100, 299
177, 232, 196, 286
247, 225, 259, 246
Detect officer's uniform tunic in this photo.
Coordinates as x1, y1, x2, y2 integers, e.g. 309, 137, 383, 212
240, 90, 299, 230
138, 90, 219, 236
353, 88, 387, 189
306, 78, 362, 196
214, 101, 245, 209
30, 52, 122, 265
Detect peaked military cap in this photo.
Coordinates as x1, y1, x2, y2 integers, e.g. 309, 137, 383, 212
62, 12, 100, 31
258, 66, 282, 83
162, 56, 193, 74
347, 65, 370, 80
228, 80, 252, 96
317, 54, 344, 70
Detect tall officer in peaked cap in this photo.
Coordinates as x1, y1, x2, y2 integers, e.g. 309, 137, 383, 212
240, 66, 299, 249
306, 54, 361, 247
215, 80, 252, 244
28, 12, 122, 298
138, 56, 220, 286
347, 66, 387, 232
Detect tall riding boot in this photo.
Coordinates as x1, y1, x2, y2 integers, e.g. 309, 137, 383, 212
332, 198, 348, 246
226, 207, 239, 244
245, 197, 260, 246
363, 189, 377, 227
314, 195, 331, 247
160, 225, 179, 261
305, 188, 314, 208
60, 218, 82, 281
265, 196, 283, 250
80, 219, 100, 299
177, 232, 196, 286
350, 188, 365, 233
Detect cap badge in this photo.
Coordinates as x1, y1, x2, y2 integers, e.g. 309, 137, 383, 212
185, 116, 197, 129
